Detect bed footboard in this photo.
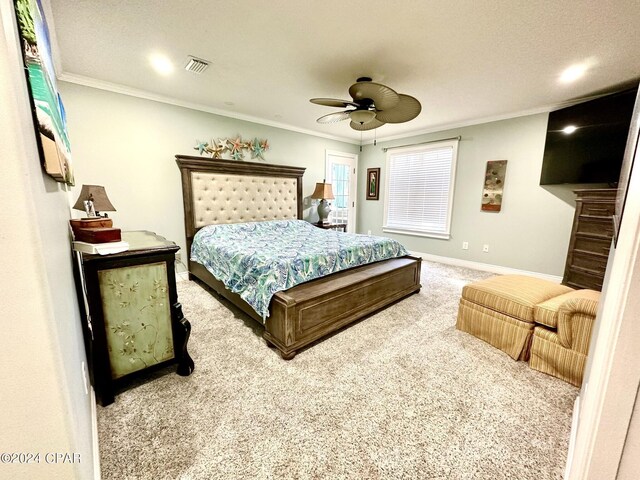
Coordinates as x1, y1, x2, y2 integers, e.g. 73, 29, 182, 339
190, 256, 421, 359
264, 256, 422, 359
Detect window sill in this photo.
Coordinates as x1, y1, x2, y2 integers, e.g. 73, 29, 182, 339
382, 227, 450, 240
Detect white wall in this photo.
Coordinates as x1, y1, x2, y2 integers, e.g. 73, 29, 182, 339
0, 1, 95, 478
565, 90, 640, 479
617, 391, 640, 479
357, 114, 576, 276
58, 82, 359, 268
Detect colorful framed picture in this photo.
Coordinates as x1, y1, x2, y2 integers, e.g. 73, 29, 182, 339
366, 168, 380, 200
14, 0, 74, 185
481, 160, 507, 212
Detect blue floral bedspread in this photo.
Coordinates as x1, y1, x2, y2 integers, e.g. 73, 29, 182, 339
191, 219, 409, 320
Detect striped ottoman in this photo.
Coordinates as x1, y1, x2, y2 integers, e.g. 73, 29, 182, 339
456, 275, 573, 360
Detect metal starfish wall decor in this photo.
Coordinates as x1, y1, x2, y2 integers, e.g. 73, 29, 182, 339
193, 136, 270, 161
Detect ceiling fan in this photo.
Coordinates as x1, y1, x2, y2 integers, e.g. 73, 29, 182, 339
310, 77, 421, 130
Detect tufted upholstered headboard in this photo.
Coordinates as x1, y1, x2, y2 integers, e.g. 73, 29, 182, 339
176, 155, 306, 254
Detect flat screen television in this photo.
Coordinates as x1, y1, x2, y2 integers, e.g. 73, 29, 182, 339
540, 87, 638, 185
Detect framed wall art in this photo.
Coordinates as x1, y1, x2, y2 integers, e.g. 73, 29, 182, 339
481, 160, 507, 212
14, 0, 74, 185
366, 168, 380, 200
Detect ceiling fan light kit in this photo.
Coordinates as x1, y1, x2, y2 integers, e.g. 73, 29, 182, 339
349, 109, 376, 124
310, 77, 421, 131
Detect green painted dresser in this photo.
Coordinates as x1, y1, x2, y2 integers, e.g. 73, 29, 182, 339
75, 231, 194, 406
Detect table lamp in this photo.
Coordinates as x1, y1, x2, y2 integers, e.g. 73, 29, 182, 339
72, 185, 116, 218
310, 180, 335, 224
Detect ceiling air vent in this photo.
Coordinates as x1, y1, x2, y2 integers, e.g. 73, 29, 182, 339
184, 56, 210, 74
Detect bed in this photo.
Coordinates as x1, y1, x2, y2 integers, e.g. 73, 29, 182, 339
176, 155, 422, 359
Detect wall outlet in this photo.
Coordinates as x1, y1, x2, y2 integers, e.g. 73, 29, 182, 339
367, 230, 371, 235
483, 244, 489, 253
462, 241, 469, 250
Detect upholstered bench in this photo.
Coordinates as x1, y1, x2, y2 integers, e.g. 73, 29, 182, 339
456, 274, 601, 386
456, 275, 573, 360
529, 289, 600, 386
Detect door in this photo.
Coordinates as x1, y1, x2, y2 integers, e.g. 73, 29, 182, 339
325, 150, 358, 233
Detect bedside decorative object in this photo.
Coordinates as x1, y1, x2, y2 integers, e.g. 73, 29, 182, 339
366, 168, 380, 200
73, 227, 122, 244
70, 218, 121, 244
311, 180, 335, 224
313, 222, 347, 232
71, 185, 120, 242
72, 184, 116, 218
70, 217, 113, 231
74, 231, 194, 406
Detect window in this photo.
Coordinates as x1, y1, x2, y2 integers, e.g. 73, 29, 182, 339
383, 139, 459, 239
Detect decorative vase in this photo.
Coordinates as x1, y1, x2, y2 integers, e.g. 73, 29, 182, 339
317, 199, 331, 224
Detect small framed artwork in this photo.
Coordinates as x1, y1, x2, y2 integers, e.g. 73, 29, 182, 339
366, 168, 380, 200
481, 160, 508, 212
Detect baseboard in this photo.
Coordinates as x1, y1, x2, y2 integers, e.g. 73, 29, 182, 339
409, 250, 563, 283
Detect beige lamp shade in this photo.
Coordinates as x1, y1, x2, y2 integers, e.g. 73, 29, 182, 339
72, 185, 116, 212
310, 182, 335, 200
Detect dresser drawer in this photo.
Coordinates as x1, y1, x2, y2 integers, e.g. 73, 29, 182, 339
570, 251, 609, 273
565, 268, 604, 291
581, 202, 615, 217
574, 235, 612, 256
576, 216, 614, 237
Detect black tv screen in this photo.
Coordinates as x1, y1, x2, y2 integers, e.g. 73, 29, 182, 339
540, 87, 638, 185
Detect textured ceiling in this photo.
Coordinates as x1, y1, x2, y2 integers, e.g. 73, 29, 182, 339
48, 0, 640, 143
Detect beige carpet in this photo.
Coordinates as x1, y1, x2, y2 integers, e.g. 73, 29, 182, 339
97, 261, 577, 479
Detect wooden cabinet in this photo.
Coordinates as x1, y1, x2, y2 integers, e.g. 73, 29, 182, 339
563, 189, 616, 291
75, 231, 194, 406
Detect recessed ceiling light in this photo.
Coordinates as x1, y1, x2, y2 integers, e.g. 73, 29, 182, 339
149, 54, 174, 75
562, 125, 578, 134
224, 101, 235, 106
560, 64, 587, 83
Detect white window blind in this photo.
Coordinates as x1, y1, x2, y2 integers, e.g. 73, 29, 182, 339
383, 139, 459, 239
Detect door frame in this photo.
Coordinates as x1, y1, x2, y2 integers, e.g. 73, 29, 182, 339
325, 150, 358, 233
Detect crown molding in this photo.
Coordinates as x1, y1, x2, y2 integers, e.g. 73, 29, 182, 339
56, 73, 620, 149
369, 107, 555, 145
57, 72, 360, 145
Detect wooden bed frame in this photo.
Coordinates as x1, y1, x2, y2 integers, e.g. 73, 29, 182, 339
176, 155, 422, 359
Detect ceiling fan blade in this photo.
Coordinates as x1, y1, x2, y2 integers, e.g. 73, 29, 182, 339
310, 98, 358, 108
348, 81, 399, 111
375, 94, 422, 123
317, 111, 352, 124
350, 118, 386, 131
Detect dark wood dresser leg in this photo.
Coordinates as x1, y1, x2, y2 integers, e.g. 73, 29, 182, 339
280, 350, 297, 360
172, 302, 195, 376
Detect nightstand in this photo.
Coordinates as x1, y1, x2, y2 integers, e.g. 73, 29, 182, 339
74, 231, 194, 406
312, 222, 347, 232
